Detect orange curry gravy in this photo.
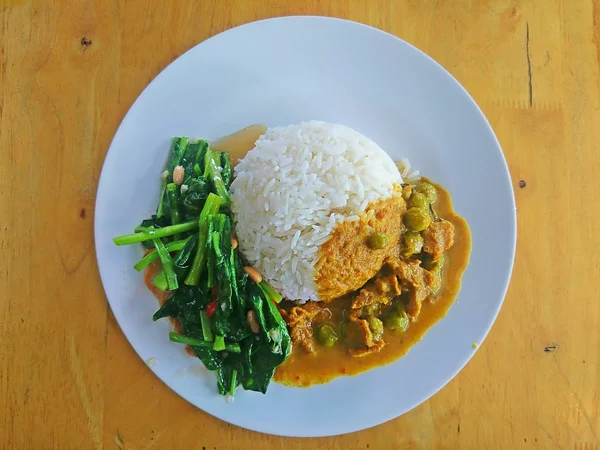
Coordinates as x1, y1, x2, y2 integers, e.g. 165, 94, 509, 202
274, 184, 471, 387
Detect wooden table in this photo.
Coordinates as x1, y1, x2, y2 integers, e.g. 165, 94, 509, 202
2, 0, 599, 448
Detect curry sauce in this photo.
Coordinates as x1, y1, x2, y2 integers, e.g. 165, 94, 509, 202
274, 184, 471, 387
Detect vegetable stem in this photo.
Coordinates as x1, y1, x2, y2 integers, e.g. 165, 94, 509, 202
152, 238, 178, 290
156, 176, 168, 218
229, 369, 237, 396
208, 231, 221, 289
258, 281, 283, 304
226, 343, 241, 353
184, 194, 223, 285
213, 335, 226, 351
200, 311, 214, 342
194, 140, 209, 166
204, 149, 231, 204
113, 220, 198, 246
193, 163, 202, 176
152, 271, 168, 291
206, 221, 216, 289
220, 152, 233, 187
134, 237, 191, 271
166, 183, 181, 239
169, 332, 241, 353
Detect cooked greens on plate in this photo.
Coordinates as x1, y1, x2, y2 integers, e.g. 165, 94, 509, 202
114, 137, 291, 397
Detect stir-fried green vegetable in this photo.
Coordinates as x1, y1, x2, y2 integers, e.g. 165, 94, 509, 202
184, 193, 223, 286
113, 137, 292, 397
151, 236, 178, 290
133, 236, 191, 271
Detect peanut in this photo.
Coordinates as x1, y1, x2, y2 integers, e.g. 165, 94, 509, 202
173, 165, 185, 185
247, 310, 260, 333
243, 266, 262, 283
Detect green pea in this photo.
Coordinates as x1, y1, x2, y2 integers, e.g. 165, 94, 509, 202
367, 316, 384, 341
404, 207, 432, 231
403, 231, 424, 256
368, 232, 390, 250
384, 308, 410, 332
362, 302, 380, 318
316, 323, 339, 347
414, 182, 437, 204
409, 192, 429, 209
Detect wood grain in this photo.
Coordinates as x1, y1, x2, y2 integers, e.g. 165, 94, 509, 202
1, 0, 599, 448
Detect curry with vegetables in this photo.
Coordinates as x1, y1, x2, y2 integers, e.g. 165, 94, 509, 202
275, 180, 471, 386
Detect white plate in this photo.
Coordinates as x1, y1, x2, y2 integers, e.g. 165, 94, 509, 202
95, 16, 516, 437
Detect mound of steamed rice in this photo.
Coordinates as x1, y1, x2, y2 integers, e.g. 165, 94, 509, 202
230, 121, 403, 302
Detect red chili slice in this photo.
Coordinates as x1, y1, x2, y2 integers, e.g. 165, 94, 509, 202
206, 301, 217, 318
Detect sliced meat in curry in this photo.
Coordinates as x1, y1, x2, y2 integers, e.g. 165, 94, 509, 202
348, 258, 434, 356
386, 258, 436, 320
351, 273, 400, 311
422, 219, 455, 261
348, 300, 386, 357
280, 301, 329, 354
348, 321, 385, 357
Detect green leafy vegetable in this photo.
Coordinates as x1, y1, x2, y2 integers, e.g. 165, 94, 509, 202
156, 137, 190, 219
173, 235, 198, 271
114, 136, 292, 397
180, 177, 210, 219
167, 137, 190, 174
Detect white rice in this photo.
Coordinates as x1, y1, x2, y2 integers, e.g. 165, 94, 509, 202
396, 158, 420, 183
230, 121, 403, 302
